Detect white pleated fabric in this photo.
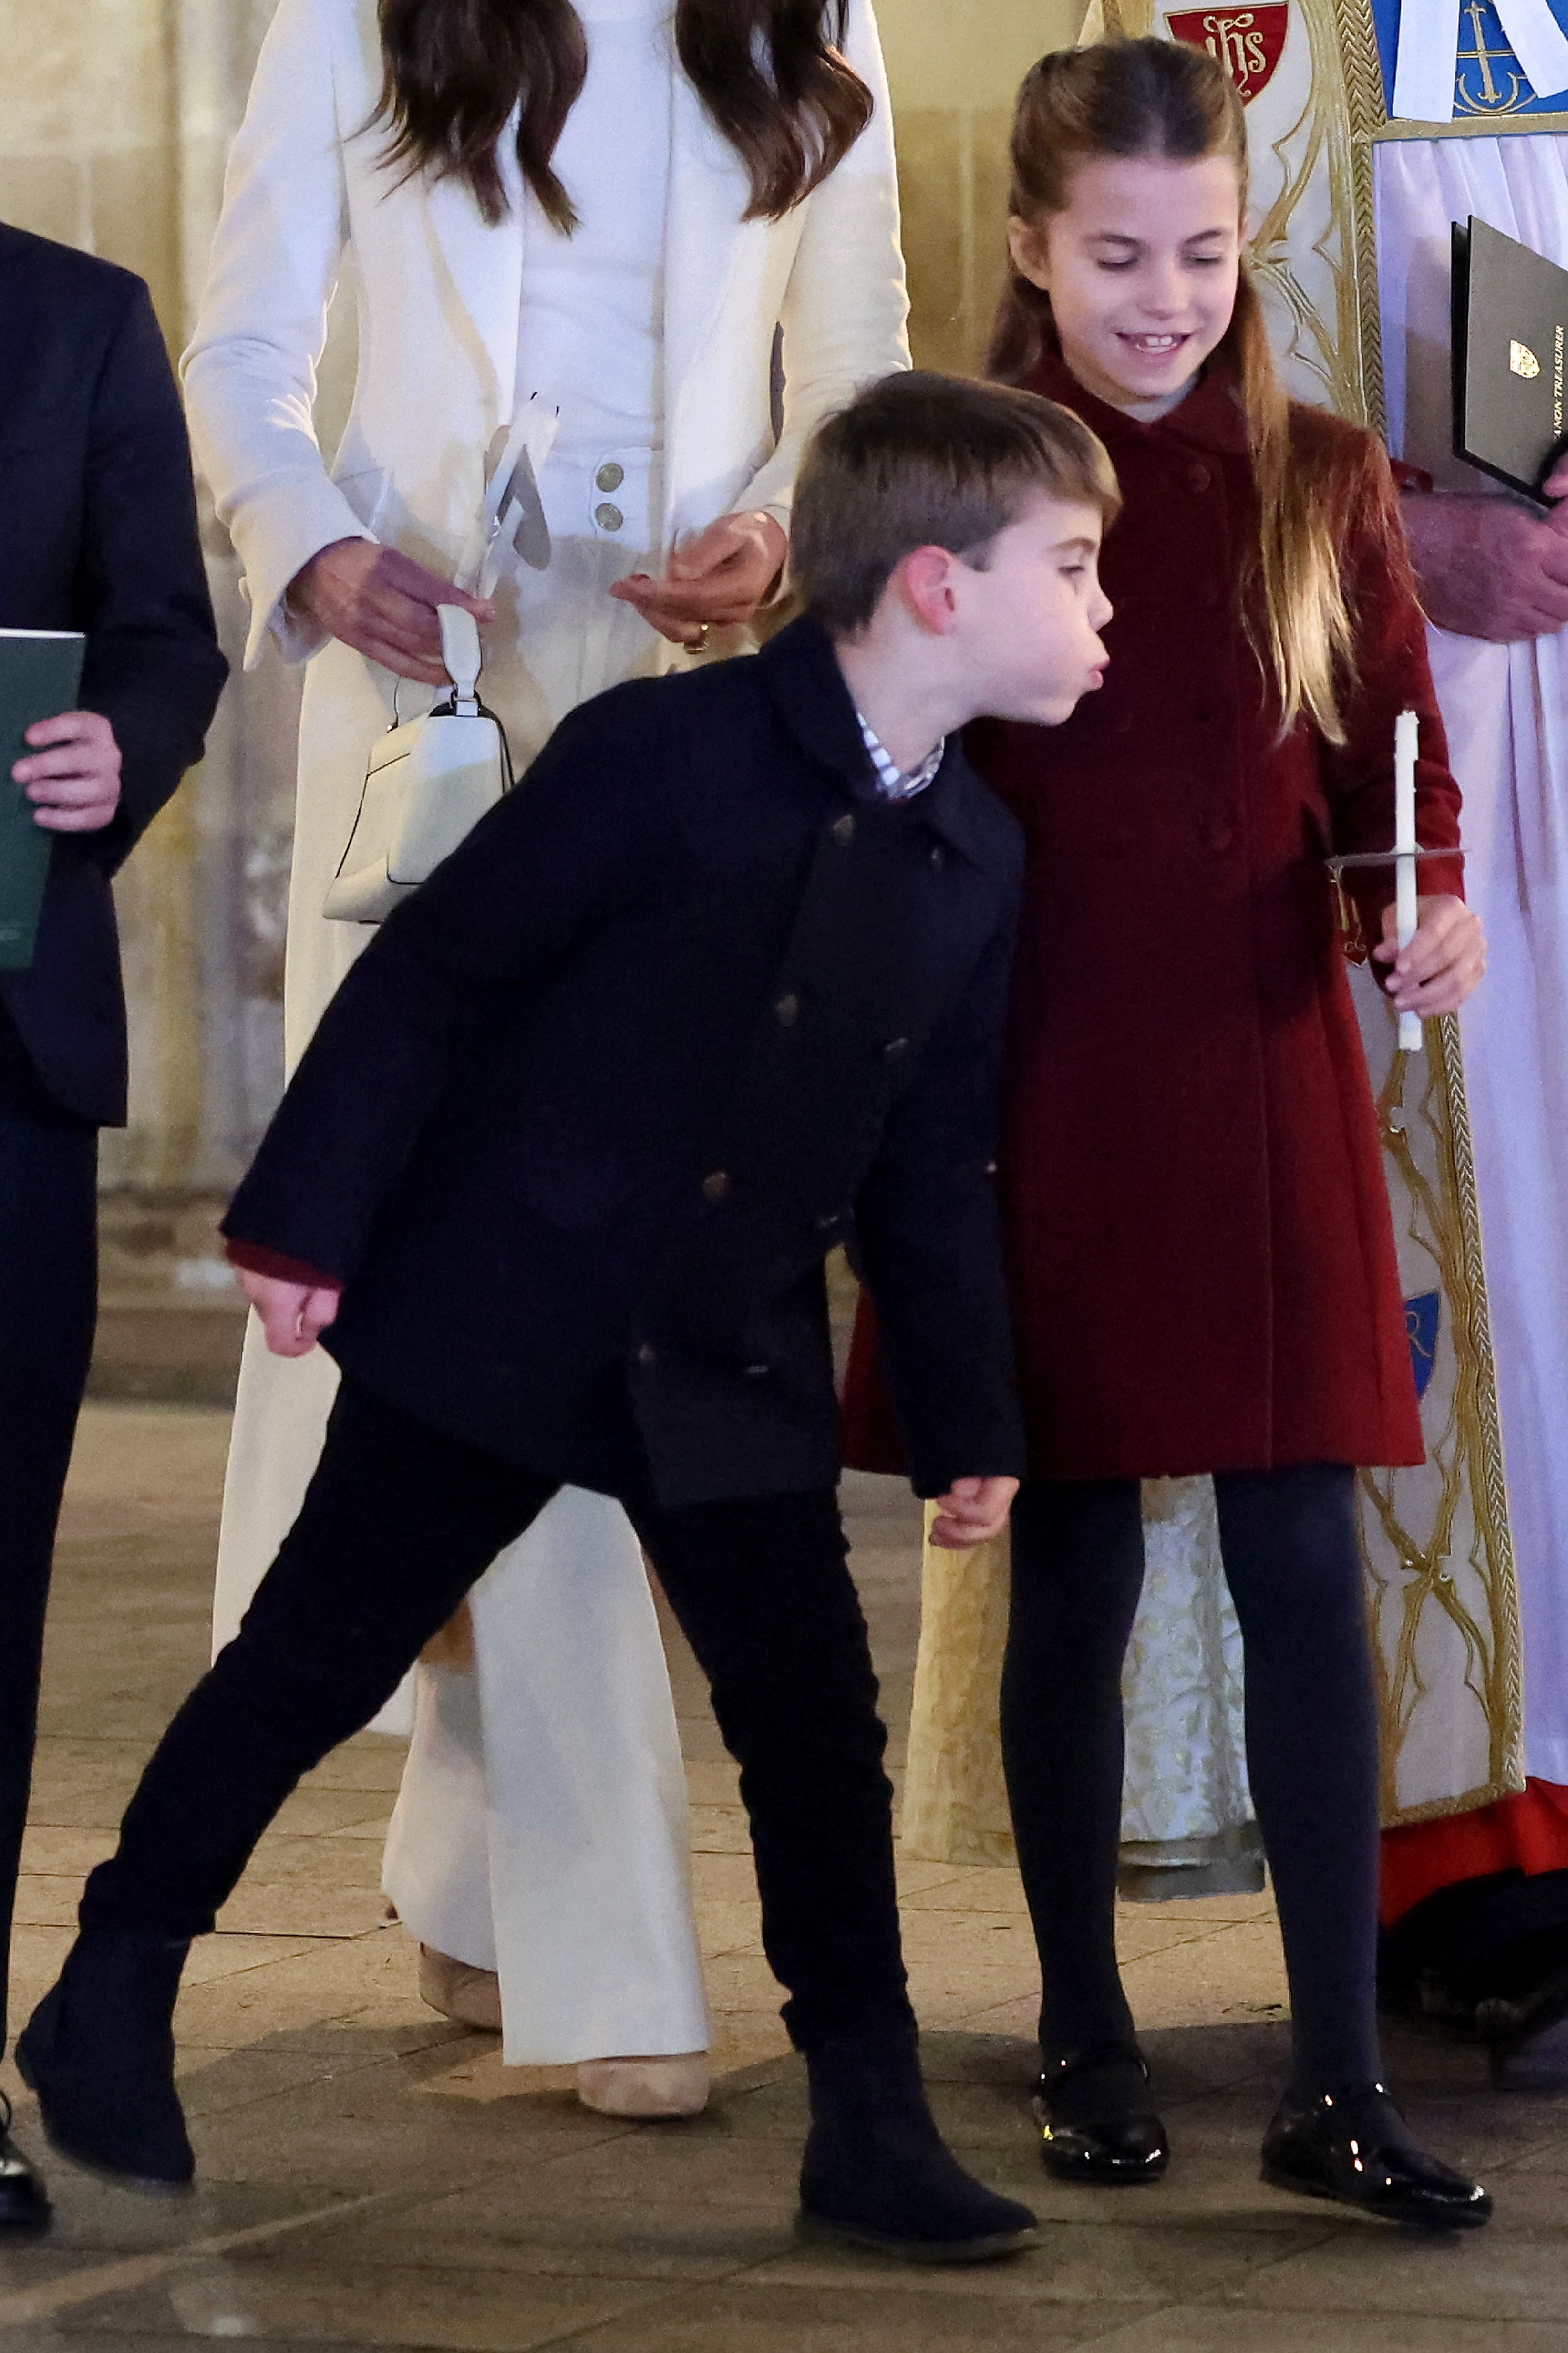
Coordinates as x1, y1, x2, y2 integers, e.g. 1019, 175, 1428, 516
1377, 130, 1568, 1784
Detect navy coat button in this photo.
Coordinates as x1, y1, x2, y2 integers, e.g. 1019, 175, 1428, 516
743, 1362, 772, 1380
702, 1169, 731, 1202
636, 1342, 658, 1367
815, 1210, 840, 1231
929, 844, 946, 871
775, 991, 801, 1027
832, 813, 856, 846
883, 1036, 910, 1060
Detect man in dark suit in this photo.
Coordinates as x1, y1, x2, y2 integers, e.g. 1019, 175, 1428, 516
20, 373, 1114, 2261
0, 223, 228, 2227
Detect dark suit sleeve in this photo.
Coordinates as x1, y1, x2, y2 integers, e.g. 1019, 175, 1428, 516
223, 702, 667, 1281
851, 908, 1028, 1499
72, 279, 227, 871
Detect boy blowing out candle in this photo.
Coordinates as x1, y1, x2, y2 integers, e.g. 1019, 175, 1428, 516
20, 372, 1114, 2263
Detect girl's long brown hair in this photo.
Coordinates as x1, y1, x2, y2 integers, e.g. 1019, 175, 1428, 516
991, 37, 1355, 743
373, 0, 874, 233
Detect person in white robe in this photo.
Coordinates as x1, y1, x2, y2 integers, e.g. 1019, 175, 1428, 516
187, 0, 909, 2112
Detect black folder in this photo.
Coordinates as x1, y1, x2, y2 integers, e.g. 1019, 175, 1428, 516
1453, 216, 1568, 504
0, 630, 85, 970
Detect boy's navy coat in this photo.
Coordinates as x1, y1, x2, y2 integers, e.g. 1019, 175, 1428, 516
225, 618, 1028, 1508
0, 225, 228, 1125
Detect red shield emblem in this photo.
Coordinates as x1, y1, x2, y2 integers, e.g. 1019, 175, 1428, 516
1165, 6, 1291, 102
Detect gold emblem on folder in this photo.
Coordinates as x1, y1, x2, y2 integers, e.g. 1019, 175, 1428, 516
1511, 339, 1542, 379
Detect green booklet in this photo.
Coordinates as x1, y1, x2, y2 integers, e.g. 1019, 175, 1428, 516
0, 629, 86, 970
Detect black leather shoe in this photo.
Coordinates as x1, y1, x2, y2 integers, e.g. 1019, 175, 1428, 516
798, 2027, 1039, 2262
1036, 2045, 1169, 2185
16, 1930, 194, 2191
0, 2094, 50, 2230
1261, 2084, 1492, 2231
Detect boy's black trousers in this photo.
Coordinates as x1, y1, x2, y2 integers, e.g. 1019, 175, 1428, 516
80, 1377, 914, 2051
0, 1061, 99, 2054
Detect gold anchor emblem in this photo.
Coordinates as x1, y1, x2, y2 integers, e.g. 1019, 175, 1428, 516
1511, 340, 1542, 378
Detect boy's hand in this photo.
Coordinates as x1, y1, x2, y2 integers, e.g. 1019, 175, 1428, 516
929, 1476, 1020, 1551
16, 712, 122, 832
240, 1269, 343, 1358
1373, 894, 1486, 1016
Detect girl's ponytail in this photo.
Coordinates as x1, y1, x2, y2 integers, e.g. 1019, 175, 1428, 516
993, 38, 1356, 743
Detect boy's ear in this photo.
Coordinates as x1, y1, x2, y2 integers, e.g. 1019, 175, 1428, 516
898, 546, 965, 637
1008, 214, 1051, 293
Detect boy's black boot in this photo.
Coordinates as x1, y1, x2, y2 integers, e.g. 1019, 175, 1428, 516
15, 1930, 194, 2191
798, 2026, 1039, 2262
1261, 2083, 1492, 2231
1035, 2043, 1169, 2185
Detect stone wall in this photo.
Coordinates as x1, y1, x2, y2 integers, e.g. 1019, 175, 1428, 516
0, 0, 1081, 1199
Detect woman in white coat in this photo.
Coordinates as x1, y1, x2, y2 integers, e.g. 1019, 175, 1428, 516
188, 0, 908, 2113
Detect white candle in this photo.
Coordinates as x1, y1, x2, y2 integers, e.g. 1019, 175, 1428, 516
1394, 709, 1422, 1054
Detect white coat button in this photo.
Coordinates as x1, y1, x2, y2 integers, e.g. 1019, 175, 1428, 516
596, 461, 625, 493
595, 502, 625, 533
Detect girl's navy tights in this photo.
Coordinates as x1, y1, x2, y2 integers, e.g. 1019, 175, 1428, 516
1000, 1463, 1383, 2094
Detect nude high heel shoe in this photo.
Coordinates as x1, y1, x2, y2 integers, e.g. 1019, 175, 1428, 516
418, 1946, 502, 2033
574, 2054, 711, 2118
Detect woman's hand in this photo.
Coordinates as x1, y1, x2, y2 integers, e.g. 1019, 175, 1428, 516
929, 1476, 1020, 1552
15, 712, 122, 833
1374, 894, 1487, 1016
610, 510, 788, 648
289, 539, 495, 684
240, 1268, 343, 1358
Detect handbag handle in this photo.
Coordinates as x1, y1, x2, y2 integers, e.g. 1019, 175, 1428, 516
438, 606, 483, 713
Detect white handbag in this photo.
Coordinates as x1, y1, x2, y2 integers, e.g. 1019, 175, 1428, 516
323, 605, 515, 925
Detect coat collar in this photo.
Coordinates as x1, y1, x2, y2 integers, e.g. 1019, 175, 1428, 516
757, 618, 995, 866
1030, 345, 1252, 463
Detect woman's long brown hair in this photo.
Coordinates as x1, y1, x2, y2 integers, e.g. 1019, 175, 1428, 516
373, 0, 874, 233
991, 38, 1357, 743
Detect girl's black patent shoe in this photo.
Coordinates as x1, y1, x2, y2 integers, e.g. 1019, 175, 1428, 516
1261, 2084, 1492, 2231
1035, 2044, 1169, 2185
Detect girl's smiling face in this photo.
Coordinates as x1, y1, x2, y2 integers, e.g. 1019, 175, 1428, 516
1010, 153, 1243, 419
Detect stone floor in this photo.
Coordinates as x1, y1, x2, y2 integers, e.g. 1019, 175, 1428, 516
4, 1404, 1568, 2351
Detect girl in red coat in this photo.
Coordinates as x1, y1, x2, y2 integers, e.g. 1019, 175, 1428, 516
847, 35, 1491, 2228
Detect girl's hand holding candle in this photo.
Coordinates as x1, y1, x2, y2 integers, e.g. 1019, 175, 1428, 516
1372, 709, 1487, 1023
1373, 894, 1487, 1017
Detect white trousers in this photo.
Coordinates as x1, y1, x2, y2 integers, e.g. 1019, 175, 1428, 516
213, 460, 710, 2062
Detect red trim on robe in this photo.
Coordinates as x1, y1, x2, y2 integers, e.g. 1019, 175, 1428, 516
1381, 1780, 1568, 1926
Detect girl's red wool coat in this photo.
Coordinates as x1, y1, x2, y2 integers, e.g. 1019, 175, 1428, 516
844, 353, 1464, 1482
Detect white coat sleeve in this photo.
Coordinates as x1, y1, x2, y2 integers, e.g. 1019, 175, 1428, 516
182, 0, 369, 669
743, 0, 911, 523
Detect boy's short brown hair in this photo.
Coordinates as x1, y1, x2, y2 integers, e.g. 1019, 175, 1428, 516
790, 370, 1119, 637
